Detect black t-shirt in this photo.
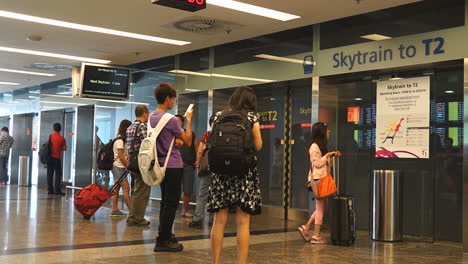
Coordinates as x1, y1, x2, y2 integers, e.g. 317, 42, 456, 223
180, 131, 196, 165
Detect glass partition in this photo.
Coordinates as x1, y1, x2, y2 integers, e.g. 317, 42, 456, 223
319, 60, 463, 242
212, 78, 313, 210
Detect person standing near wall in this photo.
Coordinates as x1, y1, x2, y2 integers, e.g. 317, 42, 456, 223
47, 123, 67, 195
0, 127, 14, 186
126, 105, 150, 226
175, 114, 198, 218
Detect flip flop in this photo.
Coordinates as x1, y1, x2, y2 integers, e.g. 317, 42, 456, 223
298, 225, 310, 242
181, 214, 193, 218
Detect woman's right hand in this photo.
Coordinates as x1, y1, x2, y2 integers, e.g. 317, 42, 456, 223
326, 151, 341, 158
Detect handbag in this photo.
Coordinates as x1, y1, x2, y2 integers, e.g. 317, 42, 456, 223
198, 148, 209, 177
309, 175, 337, 200
127, 123, 142, 174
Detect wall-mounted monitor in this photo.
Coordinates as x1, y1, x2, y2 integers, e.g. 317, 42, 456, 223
79, 63, 131, 100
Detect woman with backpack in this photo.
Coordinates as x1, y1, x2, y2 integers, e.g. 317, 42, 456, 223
298, 122, 341, 244
111, 119, 132, 217
207, 86, 263, 264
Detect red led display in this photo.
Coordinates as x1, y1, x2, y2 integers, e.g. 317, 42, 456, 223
187, 0, 205, 5
152, 0, 207, 12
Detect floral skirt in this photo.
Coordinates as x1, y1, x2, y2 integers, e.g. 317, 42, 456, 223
206, 168, 262, 215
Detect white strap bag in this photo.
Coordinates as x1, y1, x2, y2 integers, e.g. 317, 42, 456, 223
138, 113, 175, 186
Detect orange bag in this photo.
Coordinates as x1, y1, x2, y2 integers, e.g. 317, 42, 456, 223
310, 175, 337, 200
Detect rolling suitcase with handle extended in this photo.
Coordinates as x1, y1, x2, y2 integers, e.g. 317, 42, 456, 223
74, 171, 129, 219
329, 156, 356, 246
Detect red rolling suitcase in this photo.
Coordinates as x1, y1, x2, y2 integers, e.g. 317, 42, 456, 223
74, 171, 128, 219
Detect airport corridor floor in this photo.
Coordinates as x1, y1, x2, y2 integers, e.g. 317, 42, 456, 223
0, 186, 466, 264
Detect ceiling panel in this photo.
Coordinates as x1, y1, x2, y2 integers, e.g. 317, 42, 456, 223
0, 0, 420, 90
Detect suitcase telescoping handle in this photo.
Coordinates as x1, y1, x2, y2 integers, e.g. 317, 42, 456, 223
331, 154, 340, 196
108, 170, 130, 195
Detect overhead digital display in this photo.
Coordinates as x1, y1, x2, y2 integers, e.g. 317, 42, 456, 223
152, 0, 206, 12
80, 63, 131, 100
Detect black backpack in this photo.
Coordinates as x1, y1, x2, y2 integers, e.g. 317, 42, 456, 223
97, 137, 122, 171
208, 111, 255, 175
39, 135, 51, 165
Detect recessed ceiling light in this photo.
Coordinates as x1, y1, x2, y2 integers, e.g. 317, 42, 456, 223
0, 81, 20, 85
354, 98, 363, 101
360, 34, 392, 41
95, 105, 122, 109
445, 90, 455, 94
0, 46, 111, 64
255, 54, 305, 64
206, 0, 300, 21
0, 68, 56, 77
43, 94, 149, 106
0, 10, 191, 46
170, 70, 211, 77
56, 91, 72, 95
389, 77, 403, 80
169, 70, 276, 83
211, 73, 275, 83
41, 101, 85, 106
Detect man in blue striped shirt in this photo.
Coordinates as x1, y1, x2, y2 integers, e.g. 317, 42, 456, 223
0, 127, 14, 186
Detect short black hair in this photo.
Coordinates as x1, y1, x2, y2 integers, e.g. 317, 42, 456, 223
1, 127, 8, 133
154, 82, 177, 104
53, 123, 62, 132
175, 114, 184, 125
135, 105, 149, 117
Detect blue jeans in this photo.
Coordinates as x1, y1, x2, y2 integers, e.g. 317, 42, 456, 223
0, 156, 8, 183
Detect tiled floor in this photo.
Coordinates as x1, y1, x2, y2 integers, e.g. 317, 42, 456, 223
0, 186, 466, 263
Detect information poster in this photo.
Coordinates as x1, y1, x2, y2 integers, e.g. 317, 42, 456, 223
376, 76, 430, 158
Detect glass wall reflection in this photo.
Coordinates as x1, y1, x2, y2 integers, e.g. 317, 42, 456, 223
319, 60, 463, 242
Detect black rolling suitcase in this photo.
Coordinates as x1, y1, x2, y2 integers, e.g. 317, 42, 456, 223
329, 156, 356, 246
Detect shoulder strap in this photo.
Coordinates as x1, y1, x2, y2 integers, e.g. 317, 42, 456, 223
148, 113, 176, 169
130, 122, 142, 151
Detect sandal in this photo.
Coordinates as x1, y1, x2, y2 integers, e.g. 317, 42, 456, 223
310, 236, 327, 244
181, 213, 193, 218
297, 225, 310, 242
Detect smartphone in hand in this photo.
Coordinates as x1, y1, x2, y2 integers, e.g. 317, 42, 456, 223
185, 104, 194, 116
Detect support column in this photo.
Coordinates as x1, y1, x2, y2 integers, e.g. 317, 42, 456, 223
463, 58, 468, 252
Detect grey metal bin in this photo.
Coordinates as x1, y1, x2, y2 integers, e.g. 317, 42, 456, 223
18, 156, 30, 187
371, 170, 402, 242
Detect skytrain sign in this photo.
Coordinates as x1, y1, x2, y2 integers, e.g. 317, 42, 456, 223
316, 26, 465, 76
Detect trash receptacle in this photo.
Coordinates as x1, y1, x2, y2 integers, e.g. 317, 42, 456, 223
371, 170, 402, 242
18, 156, 30, 187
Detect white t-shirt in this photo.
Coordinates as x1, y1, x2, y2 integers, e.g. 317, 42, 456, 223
113, 138, 126, 168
